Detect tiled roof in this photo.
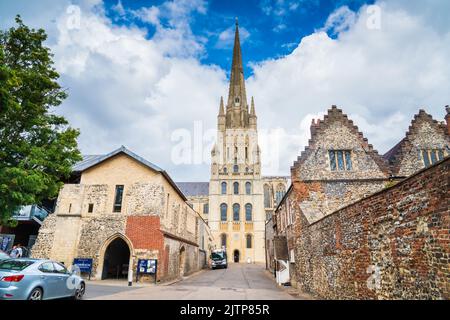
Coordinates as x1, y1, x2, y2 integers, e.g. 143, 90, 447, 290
176, 182, 210, 197
72, 146, 186, 200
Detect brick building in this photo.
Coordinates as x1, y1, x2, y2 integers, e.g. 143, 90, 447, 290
271, 106, 449, 299
31, 146, 212, 282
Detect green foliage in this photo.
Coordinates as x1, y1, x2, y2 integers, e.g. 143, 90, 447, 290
0, 16, 81, 226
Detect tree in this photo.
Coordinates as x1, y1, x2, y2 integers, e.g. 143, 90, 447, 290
0, 16, 81, 226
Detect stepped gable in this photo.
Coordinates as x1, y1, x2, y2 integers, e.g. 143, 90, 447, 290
383, 109, 450, 176
291, 105, 391, 179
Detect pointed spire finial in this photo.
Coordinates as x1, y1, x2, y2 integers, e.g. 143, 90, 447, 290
219, 96, 224, 115
250, 96, 255, 115
235, 17, 238, 26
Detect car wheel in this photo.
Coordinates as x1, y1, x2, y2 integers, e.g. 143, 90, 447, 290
74, 282, 85, 300
29, 288, 43, 301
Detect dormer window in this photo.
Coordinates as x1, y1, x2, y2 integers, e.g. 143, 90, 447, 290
329, 150, 352, 171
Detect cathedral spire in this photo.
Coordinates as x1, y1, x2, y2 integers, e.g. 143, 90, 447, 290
226, 18, 249, 128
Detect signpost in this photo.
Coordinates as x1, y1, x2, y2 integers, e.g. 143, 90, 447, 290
73, 258, 93, 280
136, 259, 157, 284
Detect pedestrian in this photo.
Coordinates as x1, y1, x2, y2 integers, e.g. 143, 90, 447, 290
16, 244, 23, 258
10, 245, 19, 258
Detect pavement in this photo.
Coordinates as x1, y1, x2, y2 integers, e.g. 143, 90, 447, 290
84, 263, 314, 300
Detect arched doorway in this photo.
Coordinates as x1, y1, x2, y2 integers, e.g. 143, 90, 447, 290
102, 237, 130, 280
233, 250, 240, 263
179, 247, 186, 277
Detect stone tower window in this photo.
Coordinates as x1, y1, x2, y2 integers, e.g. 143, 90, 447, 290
220, 203, 228, 221
221, 182, 227, 195
113, 185, 124, 213
329, 150, 352, 171
233, 164, 239, 173
233, 203, 240, 221
88, 203, 94, 213
235, 97, 240, 104
233, 182, 239, 195
245, 182, 252, 195
246, 234, 252, 249
245, 203, 252, 221
203, 203, 209, 214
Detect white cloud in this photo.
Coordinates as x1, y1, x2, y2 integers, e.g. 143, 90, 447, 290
248, 0, 450, 175
216, 25, 250, 49
320, 6, 356, 35
0, 0, 449, 181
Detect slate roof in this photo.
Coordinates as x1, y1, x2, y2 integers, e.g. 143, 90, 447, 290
72, 146, 186, 201
176, 182, 210, 197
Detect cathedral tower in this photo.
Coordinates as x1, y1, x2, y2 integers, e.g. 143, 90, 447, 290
209, 19, 265, 264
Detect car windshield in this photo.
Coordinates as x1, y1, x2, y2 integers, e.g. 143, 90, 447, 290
0, 260, 34, 271
211, 252, 225, 260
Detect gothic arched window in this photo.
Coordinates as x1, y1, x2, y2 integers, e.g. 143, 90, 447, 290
233, 164, 239, 173
245, 182, 251, 195
246, 234, 252, 249
221, 182, 227, 195
275, 184, 286, 206
233, 182, 239, 195
220, 203, 227, 222
233, 203, 240, 221
245, 203, 252, 221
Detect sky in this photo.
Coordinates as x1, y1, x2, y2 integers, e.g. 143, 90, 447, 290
0, 0, 449, 181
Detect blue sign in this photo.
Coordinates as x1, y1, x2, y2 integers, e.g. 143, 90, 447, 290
137, 259, 157, 274
73, 258, 93, 273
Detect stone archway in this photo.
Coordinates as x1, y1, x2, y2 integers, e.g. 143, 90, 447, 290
97, 233, 134, 281
179, 246, 186, 277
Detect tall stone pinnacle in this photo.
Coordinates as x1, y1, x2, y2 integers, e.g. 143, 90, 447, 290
226, 18, 249, 128
219, 96, 225, 115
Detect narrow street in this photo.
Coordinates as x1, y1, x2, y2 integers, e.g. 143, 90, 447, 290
84, 263, 309, 300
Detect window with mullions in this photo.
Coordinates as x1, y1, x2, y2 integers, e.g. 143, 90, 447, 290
421, 149, 445, 167
329, 150, 352, 171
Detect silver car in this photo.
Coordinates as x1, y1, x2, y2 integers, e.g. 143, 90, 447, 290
0, 259, 86, 300
0, 251, 10, 262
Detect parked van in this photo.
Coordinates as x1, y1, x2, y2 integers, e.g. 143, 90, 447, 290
211, 249, 227, 269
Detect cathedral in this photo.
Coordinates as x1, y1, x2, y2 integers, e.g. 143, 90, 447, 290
177, 21, 288, 264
